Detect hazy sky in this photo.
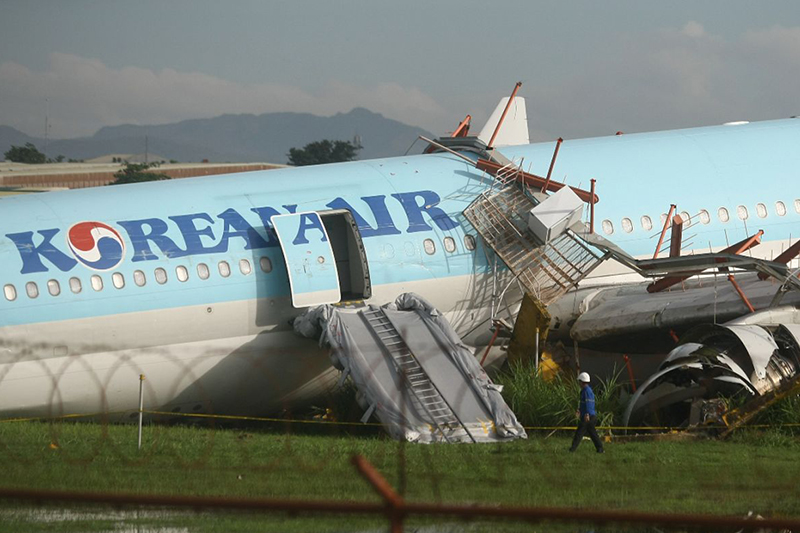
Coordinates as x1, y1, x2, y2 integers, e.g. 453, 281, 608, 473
2, 0, 799, 141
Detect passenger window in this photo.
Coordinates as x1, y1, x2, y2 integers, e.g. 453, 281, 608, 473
239, 259, 252, 275
47, 279, 60, 296
155, 267, 167, 284
134, 270, 146, 287
218, 261, 231, 278
197, 263, 210, 280
112, 272, 125, 289
423, 239, 436, 255
660, 213, 668, 226
737, 205, 749, 220
69, 277, 82, 294
698, 210, 710, 224
776, 201, 787, 216
621, 218, 633, 233
464, 234, 476, 251
26, 281, 39, 299
443, 236, 456, 253
3, 284, 16, 302
680, 211, 690, 224
718, 207, 730, 223
640, 216, 653, 231
602, 220, 614, 235
91, 275, 103, 291
756, 203, 767, 218
176, 265, 189, 282
795, 199, 800, 214
259, 257, 273, 273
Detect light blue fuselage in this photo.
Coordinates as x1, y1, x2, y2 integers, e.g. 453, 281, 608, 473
1, 118, 798, 418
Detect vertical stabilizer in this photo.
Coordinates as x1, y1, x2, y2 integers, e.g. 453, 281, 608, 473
477, 97, 530, 147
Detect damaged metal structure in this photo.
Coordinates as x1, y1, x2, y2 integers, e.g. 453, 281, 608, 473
285, 82, 800, 438
456, 135, 800, 434
294, 293, 527, 443
624, 308, 800, 432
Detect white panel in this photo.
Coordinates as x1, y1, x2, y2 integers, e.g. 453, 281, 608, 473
477, 97, 529, 147
724, 325, 777, 379
273, 212, 340, 308
527, 186, 584, 243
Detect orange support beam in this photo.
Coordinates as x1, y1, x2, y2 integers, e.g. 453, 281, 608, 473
480, 322, 504, 367
589, 179, 596, 233
451, 115, 471, 138
423, 115, 472, 153
728, 275, 755, 313
475, 158, 599, 204
542, 137, 563, 193
647, 230, 763, 293
487, 82, 522, 149
653, 204, 676, 259
623, 354, 637, 392
669, 214, 684, 258
758, 239, 800, 280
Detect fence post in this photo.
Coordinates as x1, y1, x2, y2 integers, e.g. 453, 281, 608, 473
352, 455, 405, 533
138, 374, 145, 450
534, 327, 540, 372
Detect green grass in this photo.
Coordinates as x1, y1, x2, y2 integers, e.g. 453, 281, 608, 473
496, 359, 626, 428
0, 420, 799, 531
496, 358, 800, 432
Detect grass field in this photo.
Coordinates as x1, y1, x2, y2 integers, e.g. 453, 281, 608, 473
0, 420, 799, 532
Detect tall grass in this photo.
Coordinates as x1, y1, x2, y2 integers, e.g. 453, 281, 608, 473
750, 392, 800, 434
496, 359, 626, 428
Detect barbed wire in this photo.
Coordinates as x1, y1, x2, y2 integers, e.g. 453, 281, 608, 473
0, 343, 798, 531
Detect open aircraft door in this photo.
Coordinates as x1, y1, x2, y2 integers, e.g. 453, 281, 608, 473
272, 212, 342, 308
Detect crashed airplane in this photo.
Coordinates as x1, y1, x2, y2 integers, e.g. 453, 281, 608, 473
1, 84, 799, 439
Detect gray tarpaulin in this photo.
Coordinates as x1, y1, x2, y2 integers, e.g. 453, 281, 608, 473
293, 293, 527, 443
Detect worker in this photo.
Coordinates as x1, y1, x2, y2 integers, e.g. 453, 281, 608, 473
569, 372, 604, 453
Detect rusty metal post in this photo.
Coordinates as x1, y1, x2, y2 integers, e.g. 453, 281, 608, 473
623, 355, 636, 392
543, 137, 563, 193
758, 238, 800, 280
451, 115, 471, 137
474, 158, 598, 203
648, 230, 764, 293
352, 455, 404, 533
728, 275, 755, 313
480, 322, 502, 367
3, 485, 800, 530
137, 374, 145, 450
669, 214, 684, 258
487, 81, 522, 149
589, 178, 596, 233
653, 204, 676, 259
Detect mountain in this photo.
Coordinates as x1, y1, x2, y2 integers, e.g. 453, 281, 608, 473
0, 109, 434, 164
0, 126, 37, 154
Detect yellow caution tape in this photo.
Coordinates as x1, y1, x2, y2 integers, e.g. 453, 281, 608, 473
0, 411, 128, 424
1, 408, 799, 432
141, 409, 385, 426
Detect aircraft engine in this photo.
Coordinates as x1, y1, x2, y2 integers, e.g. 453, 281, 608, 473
623, 323, 800, 428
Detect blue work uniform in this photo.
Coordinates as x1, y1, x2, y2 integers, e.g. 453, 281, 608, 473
570, 383, 604, 453
580, 385, 596, 417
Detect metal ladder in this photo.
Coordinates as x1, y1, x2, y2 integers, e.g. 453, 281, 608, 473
361, 308, 476, 443
464, 185, 602, 305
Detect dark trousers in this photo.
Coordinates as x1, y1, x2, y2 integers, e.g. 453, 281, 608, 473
570, 415, 603, 452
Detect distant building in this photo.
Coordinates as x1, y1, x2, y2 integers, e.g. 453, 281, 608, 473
0, 160, 285, 190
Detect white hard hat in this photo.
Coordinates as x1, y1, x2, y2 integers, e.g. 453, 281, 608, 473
577, 372, 590, 383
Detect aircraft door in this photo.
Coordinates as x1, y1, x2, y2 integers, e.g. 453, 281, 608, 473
272, 212, 341, 308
